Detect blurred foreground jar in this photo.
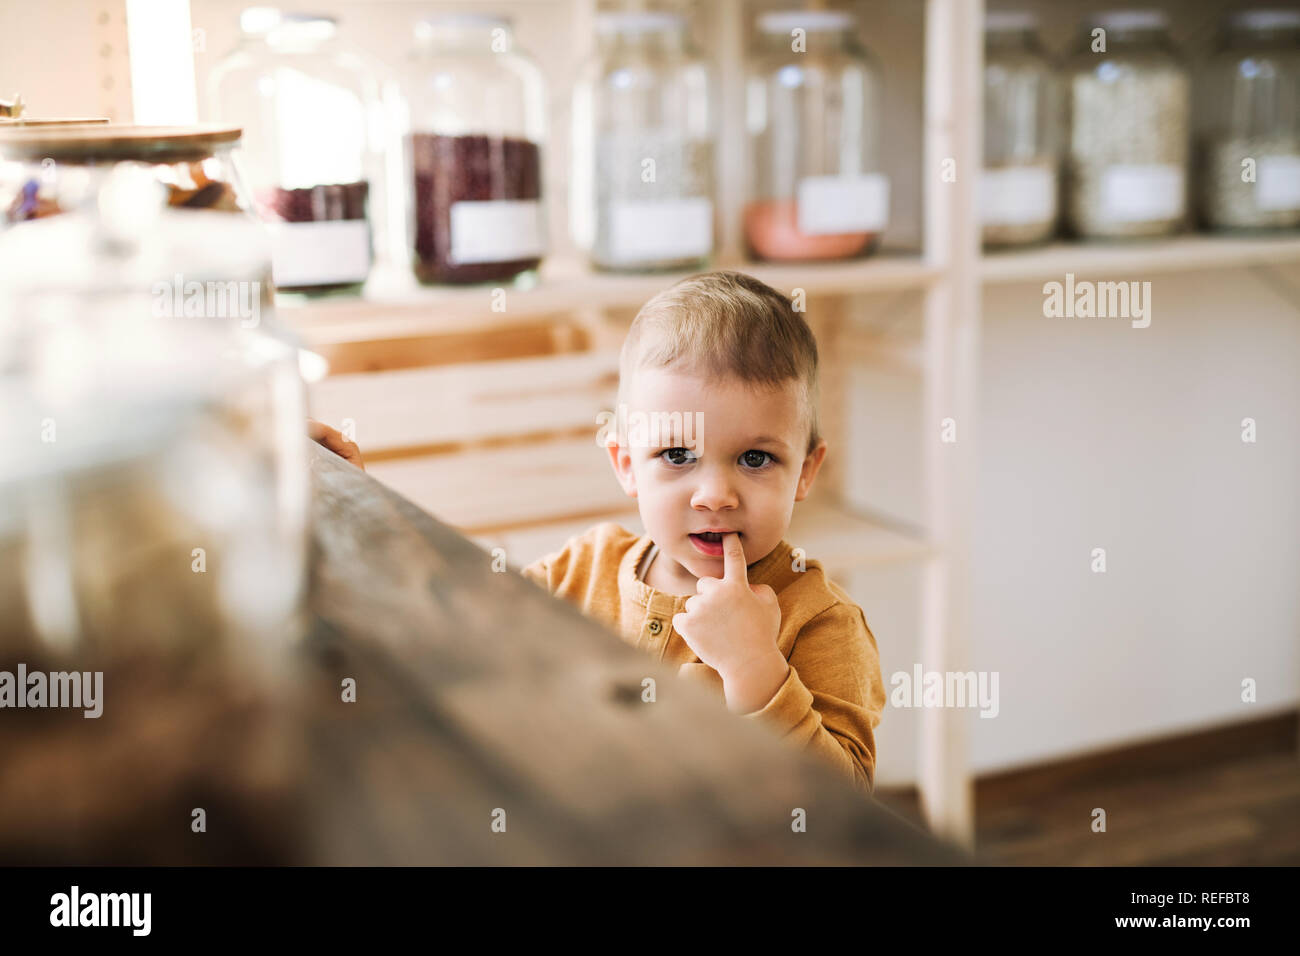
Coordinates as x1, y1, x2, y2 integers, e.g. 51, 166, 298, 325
0, 158, 309, 671
744, 9, 888, 262
403, 13, 546, 284
982, 12, 1061, 247
1064, 10, 1190, 238
207, 9, 386, 294
1198, 9, 1300, 231
571, 11, 714, 272
1, 123, 247, 224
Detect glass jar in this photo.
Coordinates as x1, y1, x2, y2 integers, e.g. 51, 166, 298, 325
206, 10, 386, 295
982, 12, 1061, 248
0, 123, 249, 225
1064, 10, 1191, 239
0, 163, 309, 668
571, 11, 714, 272
1197, 10, 1300, 231
744, 9, 887, 262
403, 13, 546, 285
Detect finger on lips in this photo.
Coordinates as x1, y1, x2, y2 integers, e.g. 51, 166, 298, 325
723, 532, 747, 582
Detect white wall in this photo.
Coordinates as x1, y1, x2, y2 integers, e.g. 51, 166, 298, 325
852, 264, 1300, 786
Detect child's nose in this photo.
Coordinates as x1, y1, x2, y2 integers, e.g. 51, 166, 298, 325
690, 469, 739, 511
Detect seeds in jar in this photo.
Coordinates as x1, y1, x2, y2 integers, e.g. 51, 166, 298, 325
591, 131, 713, 272
257, 181, 372, 293
260, 181, 369, 223
1200, 136, 1300, 230
1066, 67, 1189, 238
410, 133, 544, 285
981, 159, 1058, 247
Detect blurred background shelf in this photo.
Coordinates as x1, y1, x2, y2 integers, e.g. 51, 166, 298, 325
982, 234, 1300, 284
279, 253, 940, 353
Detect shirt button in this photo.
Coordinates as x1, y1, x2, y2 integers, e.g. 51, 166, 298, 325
647, 619, 662, 635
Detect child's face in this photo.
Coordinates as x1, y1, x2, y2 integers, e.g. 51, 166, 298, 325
607, 365, 827, 593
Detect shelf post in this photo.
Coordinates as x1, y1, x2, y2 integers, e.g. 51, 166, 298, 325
919, 0, 983, 848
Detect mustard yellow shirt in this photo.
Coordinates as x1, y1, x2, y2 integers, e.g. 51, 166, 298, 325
521, 522, 887, 794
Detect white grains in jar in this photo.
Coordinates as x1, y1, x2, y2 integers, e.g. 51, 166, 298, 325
1064, 11, 1191, 239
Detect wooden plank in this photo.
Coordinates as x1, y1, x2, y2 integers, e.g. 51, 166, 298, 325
308, 349, 620, 454
365, 435, 626, 532
301, 441, 974, 864
0, 441, 965, 864
981, 235, 1300, 285
279, 255, 943, 353
307, 322, 577, 376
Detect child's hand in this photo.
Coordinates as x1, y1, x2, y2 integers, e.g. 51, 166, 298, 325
672, 532, 788, 714
308, 418, 365, 470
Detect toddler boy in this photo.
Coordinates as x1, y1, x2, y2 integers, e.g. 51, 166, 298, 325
522, 271, 886, 794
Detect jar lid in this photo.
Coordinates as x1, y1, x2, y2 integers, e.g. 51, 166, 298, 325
277, 11, 336, 25
985, 11, 1038, 32
1091, 10, 1168, 31
757, 10, 855, 34
596, 11, 686, 35
0, 117, 110, 127
239, 6, 282, 34
239, 6, 338, 33
417, 12, 512, 33
1229, 9, 1300, 31
0, 124, 242, 162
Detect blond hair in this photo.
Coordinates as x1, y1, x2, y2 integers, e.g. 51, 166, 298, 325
618, 271, 821, 457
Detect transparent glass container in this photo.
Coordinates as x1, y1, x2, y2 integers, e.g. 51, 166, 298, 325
0, 123, 249, 225
0, 162, 309, 670
207, 11, 386, 294
571, 11, 715, 272
982, 12, 1061, 248
744, 9, 887, 262
1197, 9, 1300, 231
1063, 10, 1191, 239
402, 13, 547, 285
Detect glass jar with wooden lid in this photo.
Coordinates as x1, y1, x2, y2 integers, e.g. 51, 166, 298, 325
0, 124, 251, 226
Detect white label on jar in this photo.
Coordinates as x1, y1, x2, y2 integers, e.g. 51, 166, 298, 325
1100, 164, 1184, 222
266, 220, 371, 288
608, 198, 713, 263
1256, 156, 1300, 211
796, 175, 890, 235
980, 166, 1057, 226
449, 200, 546, 265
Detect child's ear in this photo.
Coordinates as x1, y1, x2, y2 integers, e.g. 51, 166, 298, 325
606, 442, 637, 498
794, 439, 828, 502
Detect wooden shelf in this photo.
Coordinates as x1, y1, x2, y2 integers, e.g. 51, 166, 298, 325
278, 254, 941, 350
284, 234, 1300, 361
467, 497, 932, 578
982, 234, 1300, 285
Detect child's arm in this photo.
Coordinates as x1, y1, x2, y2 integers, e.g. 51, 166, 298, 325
739, 602, 886, 795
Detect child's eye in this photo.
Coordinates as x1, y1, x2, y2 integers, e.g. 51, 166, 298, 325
741, 450, 775, 469
659, 447, 697, 466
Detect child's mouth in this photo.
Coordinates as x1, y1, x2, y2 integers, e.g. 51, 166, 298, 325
689, 531, 736, 556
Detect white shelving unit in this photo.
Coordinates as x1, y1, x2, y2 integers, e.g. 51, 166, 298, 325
278, 0, 991, 846
202, 0, 1300, 848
